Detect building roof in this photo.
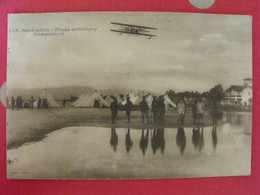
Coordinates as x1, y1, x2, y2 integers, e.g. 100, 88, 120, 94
226, 85, 245, 92
226, 85, 252, 93
243, 78, 252, 81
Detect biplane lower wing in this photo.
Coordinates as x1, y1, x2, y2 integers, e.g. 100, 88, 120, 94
110, 29, 156, 37
111, 22, 157, 30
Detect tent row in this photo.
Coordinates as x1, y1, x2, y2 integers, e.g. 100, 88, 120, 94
71, 91, 176, 108
23, 89, 176, 109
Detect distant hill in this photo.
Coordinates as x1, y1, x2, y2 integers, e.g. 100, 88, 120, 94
6, 86, 95, 101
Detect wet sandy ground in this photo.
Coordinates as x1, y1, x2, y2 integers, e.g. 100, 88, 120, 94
7, 107, 214, 149
7, 112, 251, 179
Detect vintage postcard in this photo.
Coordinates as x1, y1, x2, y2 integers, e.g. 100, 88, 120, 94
6, 12, 252, 179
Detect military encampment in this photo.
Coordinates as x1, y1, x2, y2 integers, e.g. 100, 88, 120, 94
6, 12, 252, 180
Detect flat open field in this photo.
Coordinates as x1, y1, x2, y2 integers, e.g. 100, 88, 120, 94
7, 106, 213, 150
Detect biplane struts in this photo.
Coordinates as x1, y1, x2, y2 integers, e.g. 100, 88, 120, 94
110, 22, 157, 39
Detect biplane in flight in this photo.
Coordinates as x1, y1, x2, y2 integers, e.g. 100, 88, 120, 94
110, 22, 157, 39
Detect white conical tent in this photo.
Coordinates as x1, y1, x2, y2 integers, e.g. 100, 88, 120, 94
121, 95, 128, 105
33, 90, 60, 108
146, 95, 153, 108
121, 92, 137, 105
105, 95, 114, 104
133, 95, 153, 108
133, 95, 142, 105
72, 91, 109, 107
113, 94, 123, 103
71, 92, 90, 106
129, 92, 138, 104
164, 95, 176, 108
105, 94, 123, 104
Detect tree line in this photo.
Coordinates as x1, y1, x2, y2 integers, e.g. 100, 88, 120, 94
166, 84, 225, 103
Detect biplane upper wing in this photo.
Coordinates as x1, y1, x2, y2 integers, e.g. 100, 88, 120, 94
110, 29, 156, 37
111, 22, 157, 30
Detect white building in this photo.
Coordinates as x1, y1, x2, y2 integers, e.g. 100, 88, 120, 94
222, 78, 252, 106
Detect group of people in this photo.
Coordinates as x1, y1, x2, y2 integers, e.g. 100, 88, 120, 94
177, 98, 206, 125
7, 96, 50, 110
29, 96, 48, 109
110, 95, 167, 125
7, 96, 24, 110
37, 97, 49, 109
151, 96, 166, 125
111, 95, 207, 126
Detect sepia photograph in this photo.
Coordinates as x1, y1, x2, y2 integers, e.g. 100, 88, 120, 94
6, 12, 252, 179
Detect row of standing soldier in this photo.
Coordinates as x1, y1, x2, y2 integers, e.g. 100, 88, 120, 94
177, 98, 206, 125
110, 96, 166, 124
8, 96, 24, 110
111, 96, 208, 126
7, 96, 49, 109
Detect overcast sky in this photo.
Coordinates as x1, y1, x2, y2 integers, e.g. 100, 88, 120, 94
7, 12, 252, 93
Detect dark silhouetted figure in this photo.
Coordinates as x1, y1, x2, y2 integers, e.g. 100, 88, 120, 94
63, 98, 66, 108
158, 96, 165, 125
151, 128, 165, 154
176, 128, 186, 155
192, 127, 204, 153
212, 125, 217, 151
15, 96, 19, 110
140, 129, 149, 155
157, 128, 165, 154
30, 96, 34, 109
37, 97, 42, 109
152, 96, 158, 124
42, 99, 48, 108
209, 100, 223, 125
192, 100, 197, 125
110, 97, 118, 124
110, 128, 118, 152
125, 129, 133, 153
125, 97, 134, 124
19, 96, 23, 110
139, 96, 149, 124
198, 127, 204, 153
94, 99, 100, 108
151, 129, 157, 154
11, 96, 15, 110
192, 127, 200, 149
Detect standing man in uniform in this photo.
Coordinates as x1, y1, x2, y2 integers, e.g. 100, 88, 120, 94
15, 96, 19, 110
125, 96, 134, 124
197, 99, 205, 125
110, 97, 118, 124
139, 96, 149, 124
37, 97, 42, 109
20, 96, 24, 110
158, 96, 165, 125
11, 96, 15, 110
177, 98, 186, 125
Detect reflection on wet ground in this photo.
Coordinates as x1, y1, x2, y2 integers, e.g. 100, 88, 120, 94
109, 126, 215, 156
7, 112, 252, 179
